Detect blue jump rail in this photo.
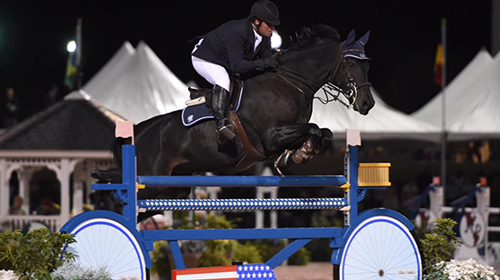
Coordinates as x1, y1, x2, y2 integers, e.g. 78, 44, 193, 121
137, 175, 346, 187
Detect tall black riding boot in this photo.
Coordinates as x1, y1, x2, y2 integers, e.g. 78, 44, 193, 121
212, 85, 235, 143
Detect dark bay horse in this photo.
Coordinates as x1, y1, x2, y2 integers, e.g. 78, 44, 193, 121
101, 24, 375, 209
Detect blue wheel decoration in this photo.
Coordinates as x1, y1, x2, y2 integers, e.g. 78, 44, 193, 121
339, 216, 422, 280
65, 217, 147, 280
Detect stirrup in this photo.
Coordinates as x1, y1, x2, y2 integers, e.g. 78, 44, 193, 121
219, 124, 236, 139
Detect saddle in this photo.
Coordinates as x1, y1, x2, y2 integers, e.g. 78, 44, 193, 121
186, 77, 265, 172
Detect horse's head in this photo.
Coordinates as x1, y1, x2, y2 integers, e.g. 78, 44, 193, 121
334, 30, 375, 115
278, 25, 375, 115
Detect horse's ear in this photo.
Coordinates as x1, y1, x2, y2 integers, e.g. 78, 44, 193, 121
344, 29, 356, 46
358, 30, 371, 46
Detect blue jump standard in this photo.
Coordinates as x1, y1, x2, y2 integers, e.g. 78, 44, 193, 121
90, 144, 361, 271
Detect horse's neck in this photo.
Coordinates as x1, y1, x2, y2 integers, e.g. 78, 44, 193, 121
280, 45, 338, 92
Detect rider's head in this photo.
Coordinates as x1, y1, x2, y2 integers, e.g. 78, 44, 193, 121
250, 0, 280, 37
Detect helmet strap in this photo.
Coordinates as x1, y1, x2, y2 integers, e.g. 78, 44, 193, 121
253, 19, 265, 37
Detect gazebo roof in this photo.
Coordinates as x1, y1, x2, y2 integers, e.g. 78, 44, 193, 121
0, 91, 124, 151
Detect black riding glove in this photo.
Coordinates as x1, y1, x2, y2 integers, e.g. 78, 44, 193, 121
263, 57, 279, 71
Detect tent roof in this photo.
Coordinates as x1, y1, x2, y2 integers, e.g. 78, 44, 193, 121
310, 88, 441, 142
412, 49, 493, 130
83, 41, 188, 123
83, 41, 136, 93
447, 52, 500, 140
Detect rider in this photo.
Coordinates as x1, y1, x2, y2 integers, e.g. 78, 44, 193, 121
191, 0, 280, 144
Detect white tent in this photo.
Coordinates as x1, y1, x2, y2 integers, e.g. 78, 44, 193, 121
310, 88, 442, 142
412, 48, 494, 141
83, 41, 188, 123
83, 41, 136, 92
445, 52, 500, 140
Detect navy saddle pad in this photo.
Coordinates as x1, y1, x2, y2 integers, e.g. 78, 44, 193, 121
181, 86, 244, 127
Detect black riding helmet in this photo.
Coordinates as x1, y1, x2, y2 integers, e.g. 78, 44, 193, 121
250, 0, 280, 27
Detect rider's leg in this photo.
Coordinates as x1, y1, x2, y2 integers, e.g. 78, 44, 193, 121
191, 56, 234, 142
212, 85, 236, 141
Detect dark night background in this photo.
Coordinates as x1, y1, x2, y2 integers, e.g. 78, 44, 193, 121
0, 1, 492, 123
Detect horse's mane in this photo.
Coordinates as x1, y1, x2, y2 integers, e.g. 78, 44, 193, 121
285, 24, 341, 52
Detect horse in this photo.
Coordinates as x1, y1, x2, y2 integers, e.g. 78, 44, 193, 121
94, 24, 375, 218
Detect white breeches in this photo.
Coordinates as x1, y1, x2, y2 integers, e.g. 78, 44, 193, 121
191, 39, 230, 92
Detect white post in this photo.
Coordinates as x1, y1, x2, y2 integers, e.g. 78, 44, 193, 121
256, 186, 279, 228
84, 162, 95, 205
56, 159, 71, 224
477, 185, 491, 263
0, 159, 8, 219
430, 186, 444, 218
270, 187, 278, 229
19, 167, 33, 215
256, 187, 264, 229
72, 163, 84, 216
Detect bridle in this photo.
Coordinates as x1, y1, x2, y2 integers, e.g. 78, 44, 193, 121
317, 58, 372, 108
277, 55, 371, 109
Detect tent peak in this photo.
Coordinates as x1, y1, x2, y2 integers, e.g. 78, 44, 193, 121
122, 41, 135, 54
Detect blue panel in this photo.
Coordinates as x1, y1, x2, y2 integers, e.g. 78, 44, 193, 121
143, 227, 343, 242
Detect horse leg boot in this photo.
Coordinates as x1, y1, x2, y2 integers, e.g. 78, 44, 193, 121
274, 138, 316, 173
212, 85, 235, 144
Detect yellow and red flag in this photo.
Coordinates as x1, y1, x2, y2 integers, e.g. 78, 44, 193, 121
434, 44, 444, 86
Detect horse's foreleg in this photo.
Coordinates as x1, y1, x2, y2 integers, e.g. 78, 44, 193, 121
264, 123, 331, 171
316, 128, 335, 153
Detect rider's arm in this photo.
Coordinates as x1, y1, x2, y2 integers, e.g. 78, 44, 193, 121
260, 39, 272, 59
225, 28, 265, 73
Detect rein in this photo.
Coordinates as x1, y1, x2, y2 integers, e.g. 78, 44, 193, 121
277, 66, 322, 101
276, 57, 370, 109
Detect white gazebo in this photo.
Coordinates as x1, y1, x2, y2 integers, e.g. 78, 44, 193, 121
0, 91, 123, 231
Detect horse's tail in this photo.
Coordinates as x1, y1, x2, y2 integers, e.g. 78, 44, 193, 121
89, 135, 131, 185
86, 136, 131, 213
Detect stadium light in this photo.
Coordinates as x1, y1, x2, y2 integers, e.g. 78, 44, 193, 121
67, 40, 77, 53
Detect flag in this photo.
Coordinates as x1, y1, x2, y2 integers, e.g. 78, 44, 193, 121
64, 18, 82, 90
64, 51, 78, 90
434, 44, 444, 86
172, 264, 277, 280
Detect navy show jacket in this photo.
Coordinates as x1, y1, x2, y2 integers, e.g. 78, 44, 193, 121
192, 18, 272, 75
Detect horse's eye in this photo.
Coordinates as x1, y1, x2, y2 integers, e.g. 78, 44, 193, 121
348, 62, 355, 67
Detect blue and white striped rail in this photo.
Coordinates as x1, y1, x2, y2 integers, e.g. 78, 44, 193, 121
138, 198, 348, 212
